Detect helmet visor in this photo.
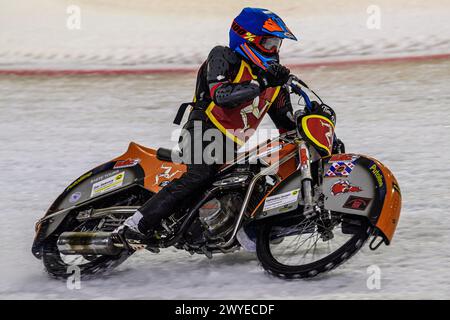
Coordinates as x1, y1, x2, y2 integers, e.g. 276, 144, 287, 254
259, 37, 282, 53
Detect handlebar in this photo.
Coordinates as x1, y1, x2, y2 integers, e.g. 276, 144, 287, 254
287, 74, 338, 143
287, 74, 323, 112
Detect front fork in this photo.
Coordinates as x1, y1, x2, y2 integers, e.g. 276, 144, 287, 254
297, 141, 334, 240
297, 140, 320, 218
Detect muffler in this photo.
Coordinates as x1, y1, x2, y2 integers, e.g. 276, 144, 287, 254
57, 232, 122, 255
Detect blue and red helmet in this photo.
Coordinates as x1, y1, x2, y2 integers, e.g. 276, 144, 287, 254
229, 8, 297, 70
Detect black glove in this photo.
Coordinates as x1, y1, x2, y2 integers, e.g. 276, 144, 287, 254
333, 138, 346, 154
258, 63, 290, 90
309, 101, 336, 126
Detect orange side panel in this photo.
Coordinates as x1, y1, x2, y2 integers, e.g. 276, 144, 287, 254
112, 142, 186, 193
220, 140, 296, 172
268, 144, 297, 180
261, 142, 296, 170
249, 144, 298, 217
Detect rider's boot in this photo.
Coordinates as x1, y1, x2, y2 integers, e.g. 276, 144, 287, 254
113, 166, 216, 252
112, 212, 159, 252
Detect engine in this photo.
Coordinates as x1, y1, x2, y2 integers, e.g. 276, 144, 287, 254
198, 193, 243, 240
183, 168, 256, 246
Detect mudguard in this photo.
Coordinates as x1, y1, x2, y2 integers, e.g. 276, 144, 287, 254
32, 142, 186, 258
253, 153, 401, 245
322, 154, 401, 244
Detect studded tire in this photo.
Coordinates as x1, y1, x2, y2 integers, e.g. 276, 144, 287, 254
256, 218, 373, 279
42, 234, 130, 279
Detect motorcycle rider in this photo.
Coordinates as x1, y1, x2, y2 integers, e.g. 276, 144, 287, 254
116, 8, 344, 246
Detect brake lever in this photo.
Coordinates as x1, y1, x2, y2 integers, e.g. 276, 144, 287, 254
287, 74, 309, 89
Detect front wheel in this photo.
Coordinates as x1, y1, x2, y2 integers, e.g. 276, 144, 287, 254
256, 213, 373, 279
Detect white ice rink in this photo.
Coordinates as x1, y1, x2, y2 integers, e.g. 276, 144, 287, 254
0, 0, 450, 299
1, 60, 450, 299
1, 0, 450, 69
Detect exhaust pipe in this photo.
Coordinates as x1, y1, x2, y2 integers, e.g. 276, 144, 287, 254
57, 232, 122, 255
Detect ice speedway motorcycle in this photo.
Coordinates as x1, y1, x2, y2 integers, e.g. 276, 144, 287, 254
32, 75, 402, 279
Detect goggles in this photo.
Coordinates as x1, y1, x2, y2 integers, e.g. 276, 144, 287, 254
257, 36, 282, 53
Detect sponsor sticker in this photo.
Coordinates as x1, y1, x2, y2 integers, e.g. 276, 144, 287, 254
154, 164, 181, 186
113, 158, 140, 170
91, 171, 125, 197
343, 196, 372, 211
331, 180, 362, 196
263, 189, 300, 211
90, 170, 117, 184
300, 147, 309, 169
329, 154, 359, 162
325, 161, 355, 177
66, 172, 92, 191
369, 164, 384, 188
69, 191, 82, 203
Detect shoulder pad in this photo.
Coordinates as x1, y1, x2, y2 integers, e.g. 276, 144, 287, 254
208, 46, 240, 65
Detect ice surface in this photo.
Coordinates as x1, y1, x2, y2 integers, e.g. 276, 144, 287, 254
1, 60, 449, 299
1, 0, 450, 69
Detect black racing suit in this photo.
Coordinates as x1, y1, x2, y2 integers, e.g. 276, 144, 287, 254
136, 46, 297, 233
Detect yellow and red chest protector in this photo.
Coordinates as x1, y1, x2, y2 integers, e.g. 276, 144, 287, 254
205, 61, 280, 146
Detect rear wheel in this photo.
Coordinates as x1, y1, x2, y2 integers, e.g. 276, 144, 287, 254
256, 212, 373, 279
38, 187, 154, 279
42, 236, 129, 279
41, 211, 133, 279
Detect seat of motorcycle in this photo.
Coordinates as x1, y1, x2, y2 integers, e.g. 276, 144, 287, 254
156, 147, 181, 162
